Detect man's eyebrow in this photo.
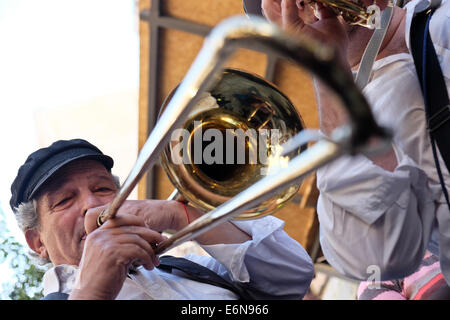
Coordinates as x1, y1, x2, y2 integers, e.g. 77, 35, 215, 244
87, 174, 117, 184
41, 183, 71, 210
39, 172, 115, 202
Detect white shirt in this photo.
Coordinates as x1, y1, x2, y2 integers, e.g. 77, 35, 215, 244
42, 215, 314, 299
316, 0, 450, 282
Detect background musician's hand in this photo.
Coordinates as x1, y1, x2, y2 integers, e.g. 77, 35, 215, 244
262, 0, 350, 67
69, 213, 165, 300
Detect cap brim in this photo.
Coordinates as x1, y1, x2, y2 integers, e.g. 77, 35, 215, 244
27, 149, 113, 200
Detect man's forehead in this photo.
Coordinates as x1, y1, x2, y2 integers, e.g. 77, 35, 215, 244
35, 159, 114, 196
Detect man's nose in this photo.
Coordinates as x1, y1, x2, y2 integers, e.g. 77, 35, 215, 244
81, 192, 105, 216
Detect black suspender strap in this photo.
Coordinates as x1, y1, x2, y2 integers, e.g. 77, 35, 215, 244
43, 256, 254, 300
43, 256, 282, 300
410, 8, 450, 210
157, 255, 292, 300
157, 255, 254, 300
42, 292, 69, 300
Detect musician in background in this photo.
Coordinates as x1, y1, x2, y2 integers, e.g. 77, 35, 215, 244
259, 0, 450, 287
10, 138, 314, 300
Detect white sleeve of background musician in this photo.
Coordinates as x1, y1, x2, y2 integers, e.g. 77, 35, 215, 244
316, 145, 438, 281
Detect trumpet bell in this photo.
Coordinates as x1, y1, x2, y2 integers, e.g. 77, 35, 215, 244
160, 69, 306, 219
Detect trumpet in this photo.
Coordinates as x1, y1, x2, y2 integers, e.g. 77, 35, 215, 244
243, 0, 388, 29
96, 15, 390, 255
312, 0, 383, 28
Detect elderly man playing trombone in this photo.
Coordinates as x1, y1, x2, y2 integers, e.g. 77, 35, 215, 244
10, 138, 313, 300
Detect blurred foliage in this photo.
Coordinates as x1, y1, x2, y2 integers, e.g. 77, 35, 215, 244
0, 207, 48, 300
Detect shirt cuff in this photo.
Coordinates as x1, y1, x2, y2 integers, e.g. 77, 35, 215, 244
200, 216, 285, 282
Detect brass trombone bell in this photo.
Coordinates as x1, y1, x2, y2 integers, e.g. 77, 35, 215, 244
160, 68, 306, 220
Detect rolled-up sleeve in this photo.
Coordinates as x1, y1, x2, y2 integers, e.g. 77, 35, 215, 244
186, 215, 314, 299
316, 145, 437, 281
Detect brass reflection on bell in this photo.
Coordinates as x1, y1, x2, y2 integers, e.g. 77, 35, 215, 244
160, 69, 306, 220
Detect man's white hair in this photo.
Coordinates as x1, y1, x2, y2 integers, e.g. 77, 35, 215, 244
13, 174, 121, 266
15, 200, 50, 265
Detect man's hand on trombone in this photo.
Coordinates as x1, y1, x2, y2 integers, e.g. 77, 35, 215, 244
69, 200, 252, 299
85, 200, 251, 246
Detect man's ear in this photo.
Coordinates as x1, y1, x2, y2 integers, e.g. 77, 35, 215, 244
25, 229, 48, 259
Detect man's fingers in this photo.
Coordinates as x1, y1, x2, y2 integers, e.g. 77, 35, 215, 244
314, 2, 337, 20
95, 228, 164, 269
117, 233, 160, 268
85, 205, 107, 234
261, 0, 283, 24
85, 201, 150, 234
102, 214, 147, 229
112, 226, 166, 246
128, 228, 164, 267
118, 244, 156, 270
87, 211, 146, 235
122, 227, 164, 267
281, 0, 305, 31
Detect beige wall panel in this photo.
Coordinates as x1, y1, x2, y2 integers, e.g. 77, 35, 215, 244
138, 0, 151, 200
275, 206, 318, 252
273, 174, 319, 251
225, 49, 267, 78
155, 166, 174, 200
158, 34, 267, 107
158, 29, 205, 107
162, 0, 245, 27
274, 60, 319, 129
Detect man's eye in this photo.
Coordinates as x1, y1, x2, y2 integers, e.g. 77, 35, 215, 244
95, 187, 113, 192
55, 197, 70, 207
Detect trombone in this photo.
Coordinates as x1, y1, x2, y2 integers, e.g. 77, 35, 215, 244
97, 15, 391, 255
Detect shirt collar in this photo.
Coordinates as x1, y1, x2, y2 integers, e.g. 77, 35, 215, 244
42, 264, 79, 296
404, 0, 446, 50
